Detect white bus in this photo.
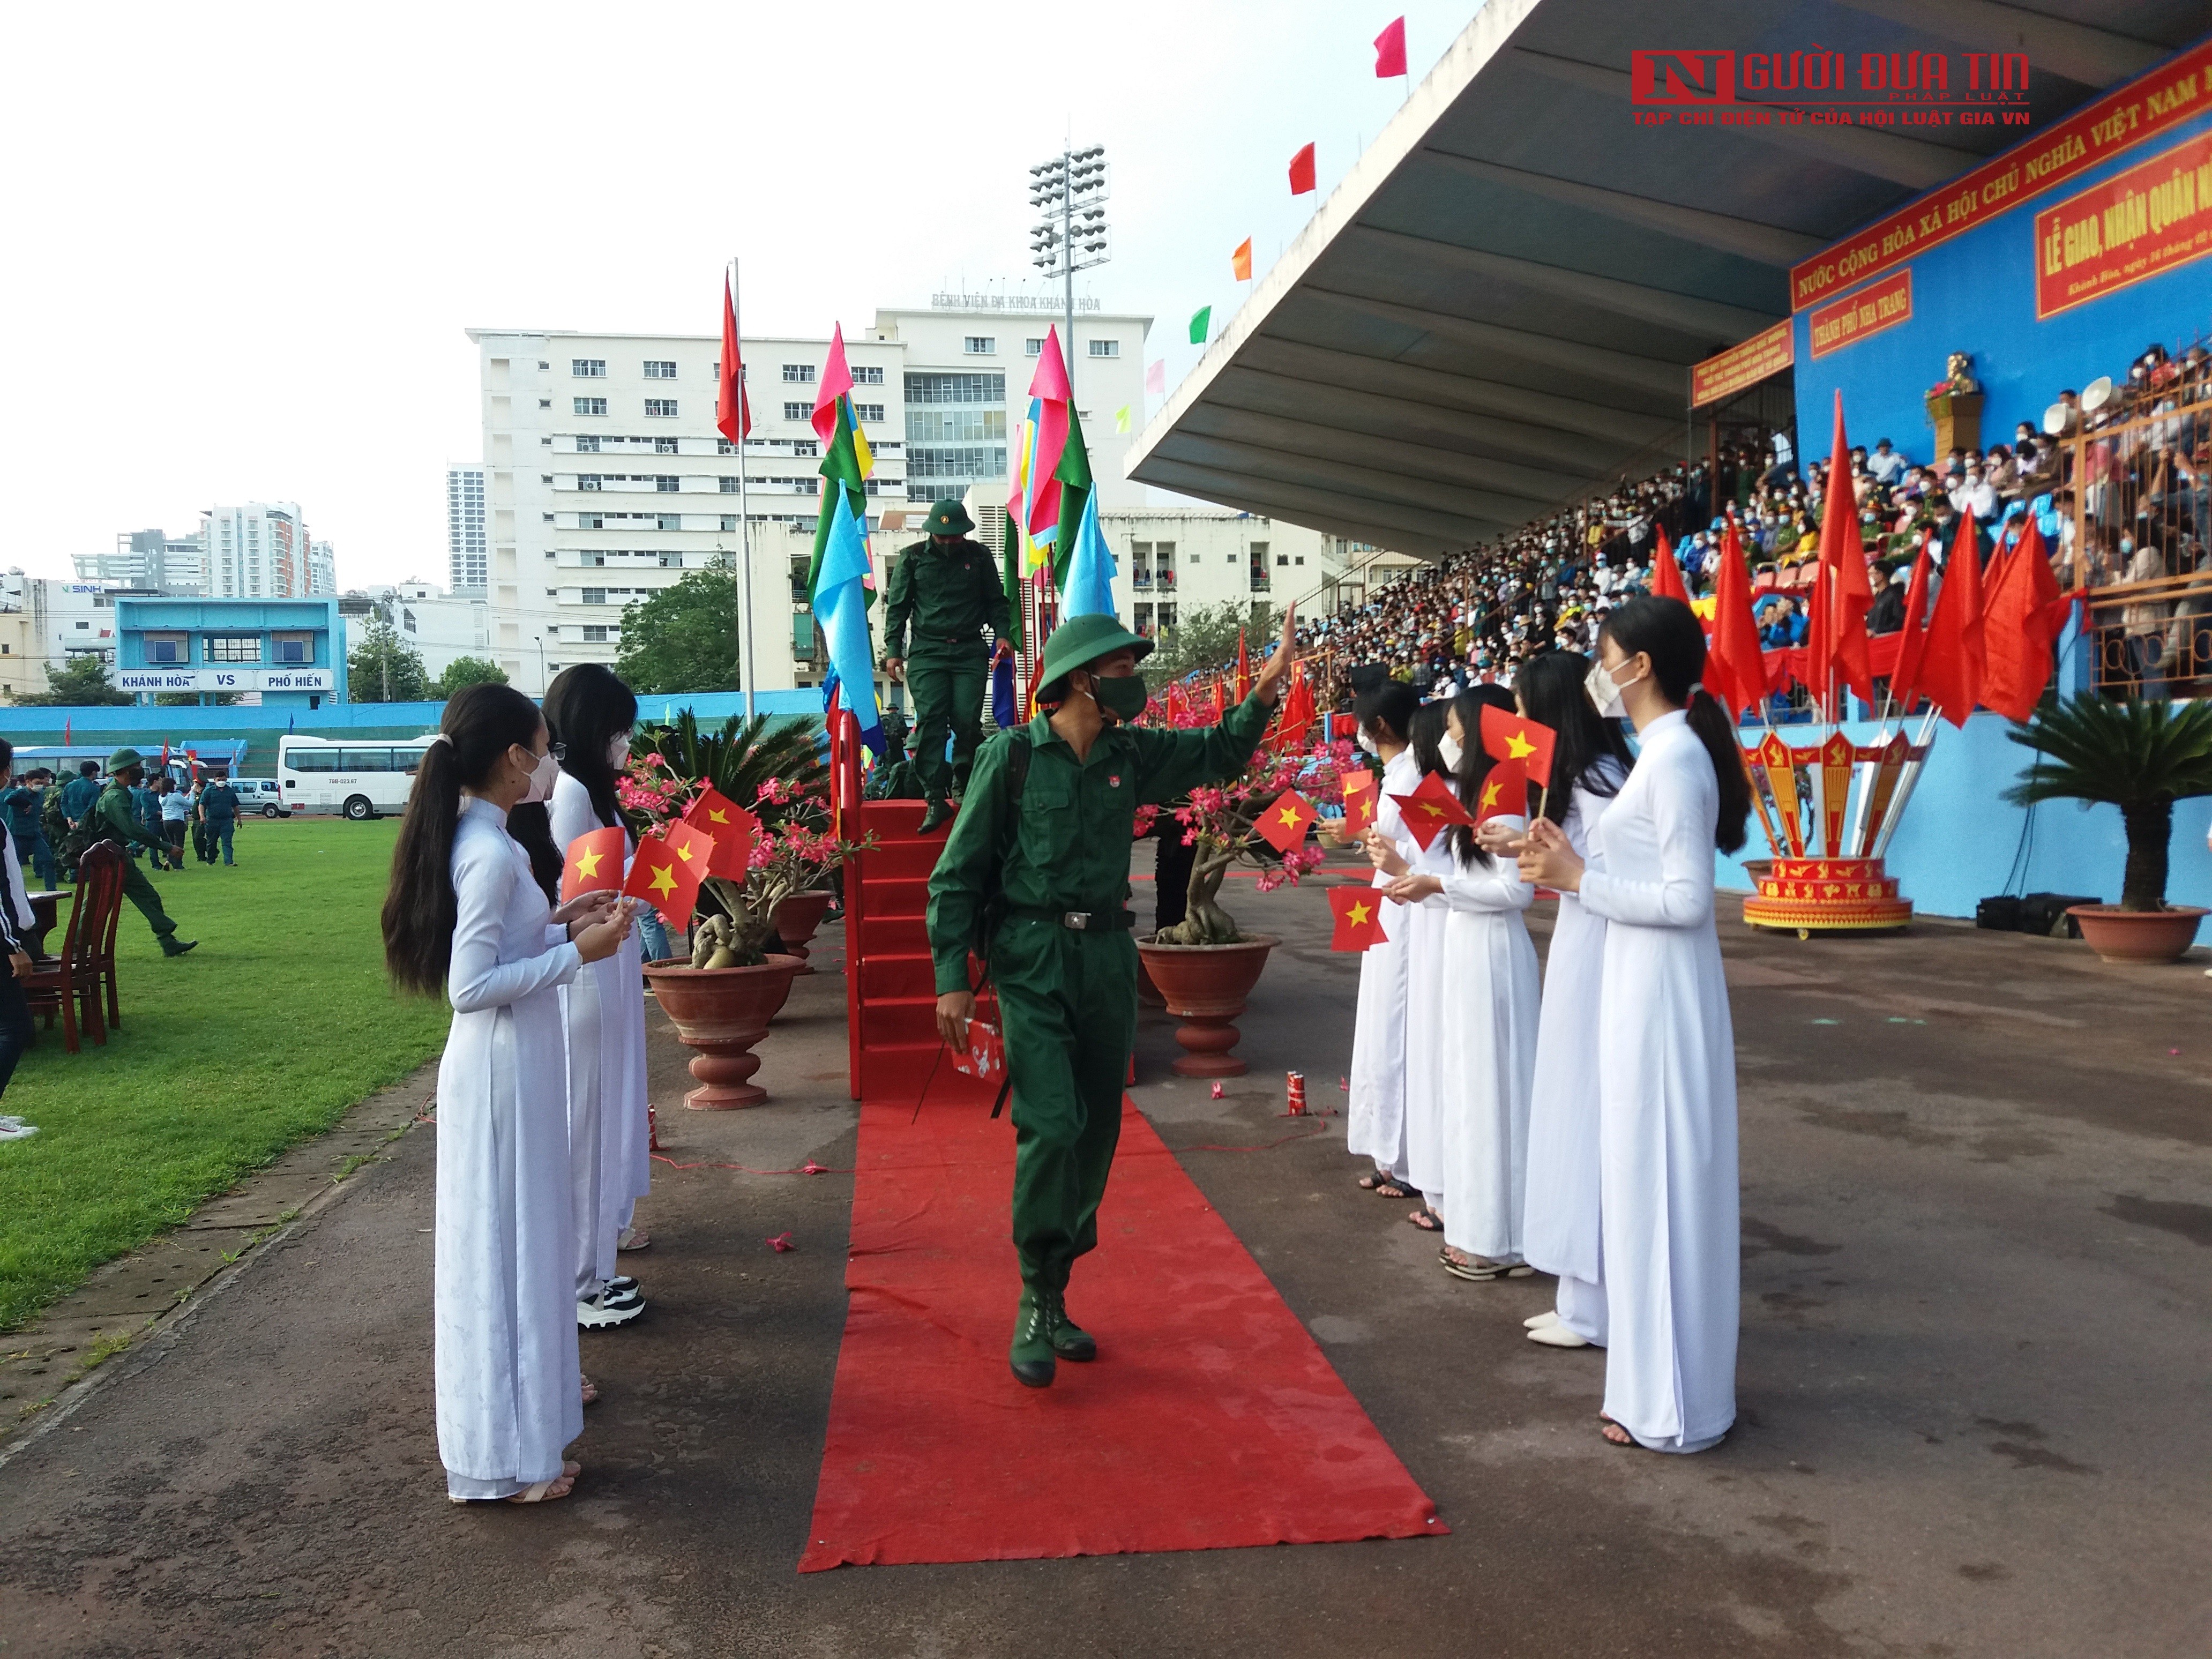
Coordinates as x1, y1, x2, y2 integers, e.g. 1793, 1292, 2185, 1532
278, 735, 438, 820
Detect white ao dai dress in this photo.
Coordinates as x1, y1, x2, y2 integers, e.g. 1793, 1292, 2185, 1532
1344, 748, 1420, 1183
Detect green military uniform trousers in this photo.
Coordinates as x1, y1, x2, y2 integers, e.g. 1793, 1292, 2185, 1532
118, 857, 180, 943
906, 641, 989, 801
991, 915, 1138, 1294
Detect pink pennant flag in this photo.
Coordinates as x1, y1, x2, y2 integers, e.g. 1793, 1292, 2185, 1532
810, 323, 854, 444
1025, 326, 1072, 537
1145, 359, 1165, 396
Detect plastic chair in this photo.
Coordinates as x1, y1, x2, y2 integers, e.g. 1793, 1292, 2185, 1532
23, 842, 124, 1052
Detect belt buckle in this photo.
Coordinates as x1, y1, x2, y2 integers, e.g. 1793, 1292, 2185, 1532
1062, 911, 1091, 930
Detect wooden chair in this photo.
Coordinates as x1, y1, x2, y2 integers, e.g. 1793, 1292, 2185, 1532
24, 842, 124, 1053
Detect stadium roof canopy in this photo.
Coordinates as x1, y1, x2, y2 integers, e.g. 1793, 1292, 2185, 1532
1126, 0, 2205, 557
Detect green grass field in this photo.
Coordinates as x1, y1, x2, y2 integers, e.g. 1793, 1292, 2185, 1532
0, 816, 450, 1332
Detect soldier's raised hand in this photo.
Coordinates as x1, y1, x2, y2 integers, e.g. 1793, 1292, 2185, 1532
1252, 602, 1298, 705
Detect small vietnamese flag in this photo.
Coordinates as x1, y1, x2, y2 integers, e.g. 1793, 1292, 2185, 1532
562, 825, 626, 902
664, 817, 718, 884
622, 829, 703, 927
1328, 883, 1391, 952
1473, 757, 1528, 825
1289, 142, 1317, 196
1341, 768, 1377, 831
1388, 771, 1473, 850
1478, 704, 1557, 788
1374, 16, 1407, 77
1255, 789, 1317, 855
1231, 238, 1252, 282
683, 786, 759, 879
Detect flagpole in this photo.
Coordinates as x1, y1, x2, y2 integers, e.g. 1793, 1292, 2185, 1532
733, 257, 757, 724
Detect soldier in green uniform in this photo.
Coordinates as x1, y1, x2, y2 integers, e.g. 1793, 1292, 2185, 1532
926, 606, 1296, 1387
92, 751, 198, 958
882, 499, 1010, 835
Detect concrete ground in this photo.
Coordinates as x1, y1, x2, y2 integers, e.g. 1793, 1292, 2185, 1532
1, 863, 2207, 1658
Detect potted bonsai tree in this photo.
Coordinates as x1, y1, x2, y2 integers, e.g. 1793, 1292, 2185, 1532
2005, 694, 2212, 963
1132, 711, 1347, 1076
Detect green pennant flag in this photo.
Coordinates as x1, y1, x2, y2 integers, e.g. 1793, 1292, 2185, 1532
1189, 306, 1211, 344
1002, 505, 1023, 651
1050, 405, 1094, 590
806, 397, 875, 610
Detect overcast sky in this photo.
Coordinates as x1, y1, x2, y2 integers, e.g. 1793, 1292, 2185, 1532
0, 0, 1474, 592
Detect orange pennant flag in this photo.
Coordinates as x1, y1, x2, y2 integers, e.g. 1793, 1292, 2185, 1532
622, 829, 704, 927
1473, 756, 1528, 825
1478, 704, 1557, 788
1231, 238, 1253, 281
1328, 883, 1391, 952
1340, 768, 1378, 831
561, 825, 626, 902
1254, 789, 1317, 855
683, 786, 759, 879
1388, 771, 1473, 850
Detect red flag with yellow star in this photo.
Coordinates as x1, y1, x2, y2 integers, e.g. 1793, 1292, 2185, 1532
1477, 704, 1556, 788
1473, 756, 1528, 825
561, 826, 626, 902
1254, 789, 1317, 854
1328, 883, 1390, 952
682, 786, 760, 879
1340, 768, 1377, 832
1388, 771, 1473, 850
623, 827, 705, 926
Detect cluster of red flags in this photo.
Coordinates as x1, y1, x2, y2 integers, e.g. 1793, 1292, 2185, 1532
1388, 772, 1472, 850
1234, 20, 1406, 276
562, 784, 762, 926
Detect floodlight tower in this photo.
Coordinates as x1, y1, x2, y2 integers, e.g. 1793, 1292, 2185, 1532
1028, 145, 1110, 395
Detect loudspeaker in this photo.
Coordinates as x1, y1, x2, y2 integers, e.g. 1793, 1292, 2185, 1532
2020, 892, 2098, 938
1975, 895, 2023, 931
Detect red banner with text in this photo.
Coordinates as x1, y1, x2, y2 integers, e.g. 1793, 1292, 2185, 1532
2035, 128, 2212, 318
1691, 319, 1795, 406
1808, 268, 1914, 358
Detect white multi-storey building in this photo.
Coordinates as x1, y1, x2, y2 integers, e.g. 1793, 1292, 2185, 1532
446, 464, 488, 592
467, 298, 1152, 694
77, 529, 208, 594
346, 581, 494, 682
308, 540, 338, 596
201, 503, 316, 599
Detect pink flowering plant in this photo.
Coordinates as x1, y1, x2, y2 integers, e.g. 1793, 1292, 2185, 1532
1139, 701, 1350, 945
619, 711, 871, 966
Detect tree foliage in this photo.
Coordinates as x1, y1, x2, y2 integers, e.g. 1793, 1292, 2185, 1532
21, 655, 132, 705
2005, 696, 2212, 910
347, 618, 430, 703
432, 656, 509, 699
616, 567, 739, 695
1141, 599, 1280, 684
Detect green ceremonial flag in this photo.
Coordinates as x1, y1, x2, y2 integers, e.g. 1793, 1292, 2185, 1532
1050, 404, 1094, 589
1002, 505, 1023, 651
806, 397, 875, 611
1189, 306, 1210, 344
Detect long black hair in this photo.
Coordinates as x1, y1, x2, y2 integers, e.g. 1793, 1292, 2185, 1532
543, 662, 639, 829
1352, 680, 1419, 749
1513, 650, 1633, 824
1596, 595, 1753, 855
1407, 700, 1450, 780
1446, 685, 1516, 868
382, 683, 549, 997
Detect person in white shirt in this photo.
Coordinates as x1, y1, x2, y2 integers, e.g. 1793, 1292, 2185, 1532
0, 739, 38, 1111
1866, 439, 1905, 485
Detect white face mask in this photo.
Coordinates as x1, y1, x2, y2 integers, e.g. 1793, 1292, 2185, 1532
1438, 734, 1464, 770
1586, 657, 1642, 719
606, 729, 633, 768
1355, 729, 1378, 756
517, 746, 561, 805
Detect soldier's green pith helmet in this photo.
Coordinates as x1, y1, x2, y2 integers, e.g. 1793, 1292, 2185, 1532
107, 747, 144, 774
922, 499, 975, 536
1038, 612, 1153, 687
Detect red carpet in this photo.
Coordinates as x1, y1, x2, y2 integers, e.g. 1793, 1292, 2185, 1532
797, 1092, 1445, 1571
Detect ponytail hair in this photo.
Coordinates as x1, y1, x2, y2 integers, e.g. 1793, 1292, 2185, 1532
504, 803, 564, 906
381, 683, 547, 996
1446, 684, 1516, 868
1597, 595, 1753, 856
1406, 700, 1449, 779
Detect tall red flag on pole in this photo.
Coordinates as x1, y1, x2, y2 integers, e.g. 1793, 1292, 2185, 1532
1288, 143, 1317, 196
1979, 518, 2067, 720
1914, 509, 1987, 728
1374, 16, 1408, 77
1235, 630, 1252, 701
1706, 521, 1766, 718
716, 275, 751, 443
1806, 390, 1875, 716
1885, 542, 1937, 712
1647, 523, 1690, 604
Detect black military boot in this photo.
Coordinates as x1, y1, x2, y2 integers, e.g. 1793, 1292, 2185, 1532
1047, 1289, 1096, 1363
916, 797, 955, 835
1009, 1288, 1057, 1388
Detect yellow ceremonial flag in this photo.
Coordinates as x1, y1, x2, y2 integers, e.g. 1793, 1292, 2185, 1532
1115, 405, 1131, 433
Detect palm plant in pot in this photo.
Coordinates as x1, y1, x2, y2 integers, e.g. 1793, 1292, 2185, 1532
2005, 694, 2212, 963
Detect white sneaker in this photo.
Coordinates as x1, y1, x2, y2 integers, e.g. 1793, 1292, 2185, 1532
578, 1290, 644, 1328
0, 1118, 36, 1142
604, 1275, 641, 1304
1524, 1311, 1560, 1330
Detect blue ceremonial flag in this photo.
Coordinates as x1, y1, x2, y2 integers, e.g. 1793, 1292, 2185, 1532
1060, 487, 1117, 619
816, 488, 885, 754
990, 640, 1019, 728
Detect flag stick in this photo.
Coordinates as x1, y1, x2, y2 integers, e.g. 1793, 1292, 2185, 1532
732, 257, 757, 724
1535, 780, 1549, 825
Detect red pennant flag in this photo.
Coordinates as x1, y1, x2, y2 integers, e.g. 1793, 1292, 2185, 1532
1478, 704, 1557, 788
562, 825, 627, 902
1473, 756, 1528, 825
1328, 883, 1391, 952
1389, 771, 1473, 849
1706, 521, 1766, 718
1648, 523, 1690, 604
810, 323, 855, 445
716, 275, 752, 444
1373, 15, 1407, 77
1235, 630, 1252, 701
1288, 142, 1317, 196
1979, 519, 2066, 721
1806, 390, 1876, 715
1341, 768, 1377, 831
683, 786, 760, 880
1885, 543, 1937, 711
1275, 661, 1317, 748
1212, 678, 1227, 719
1916, 508, 1987, 728
1254, 789, 1317, 854
623, 829, 704, 926
1231, 238, 1253, 282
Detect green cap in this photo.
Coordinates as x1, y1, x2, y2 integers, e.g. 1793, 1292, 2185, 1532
922, 499, 975, 536
1038, 612, 1153, 688
107, 747, 144, 773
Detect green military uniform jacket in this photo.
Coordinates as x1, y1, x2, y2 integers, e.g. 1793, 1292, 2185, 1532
925, 695, 1275, 995
883, 537, 1010, 660
94, 782, 166, 853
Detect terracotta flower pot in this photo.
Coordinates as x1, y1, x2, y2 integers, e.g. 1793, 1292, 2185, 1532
772, 888, 836, 975
644, 954, 804, 1109
2065, 905, 2207, 965
1135, 934, 1278, 1078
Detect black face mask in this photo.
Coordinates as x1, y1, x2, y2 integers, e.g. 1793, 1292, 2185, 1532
1085, 672, 1149, 721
